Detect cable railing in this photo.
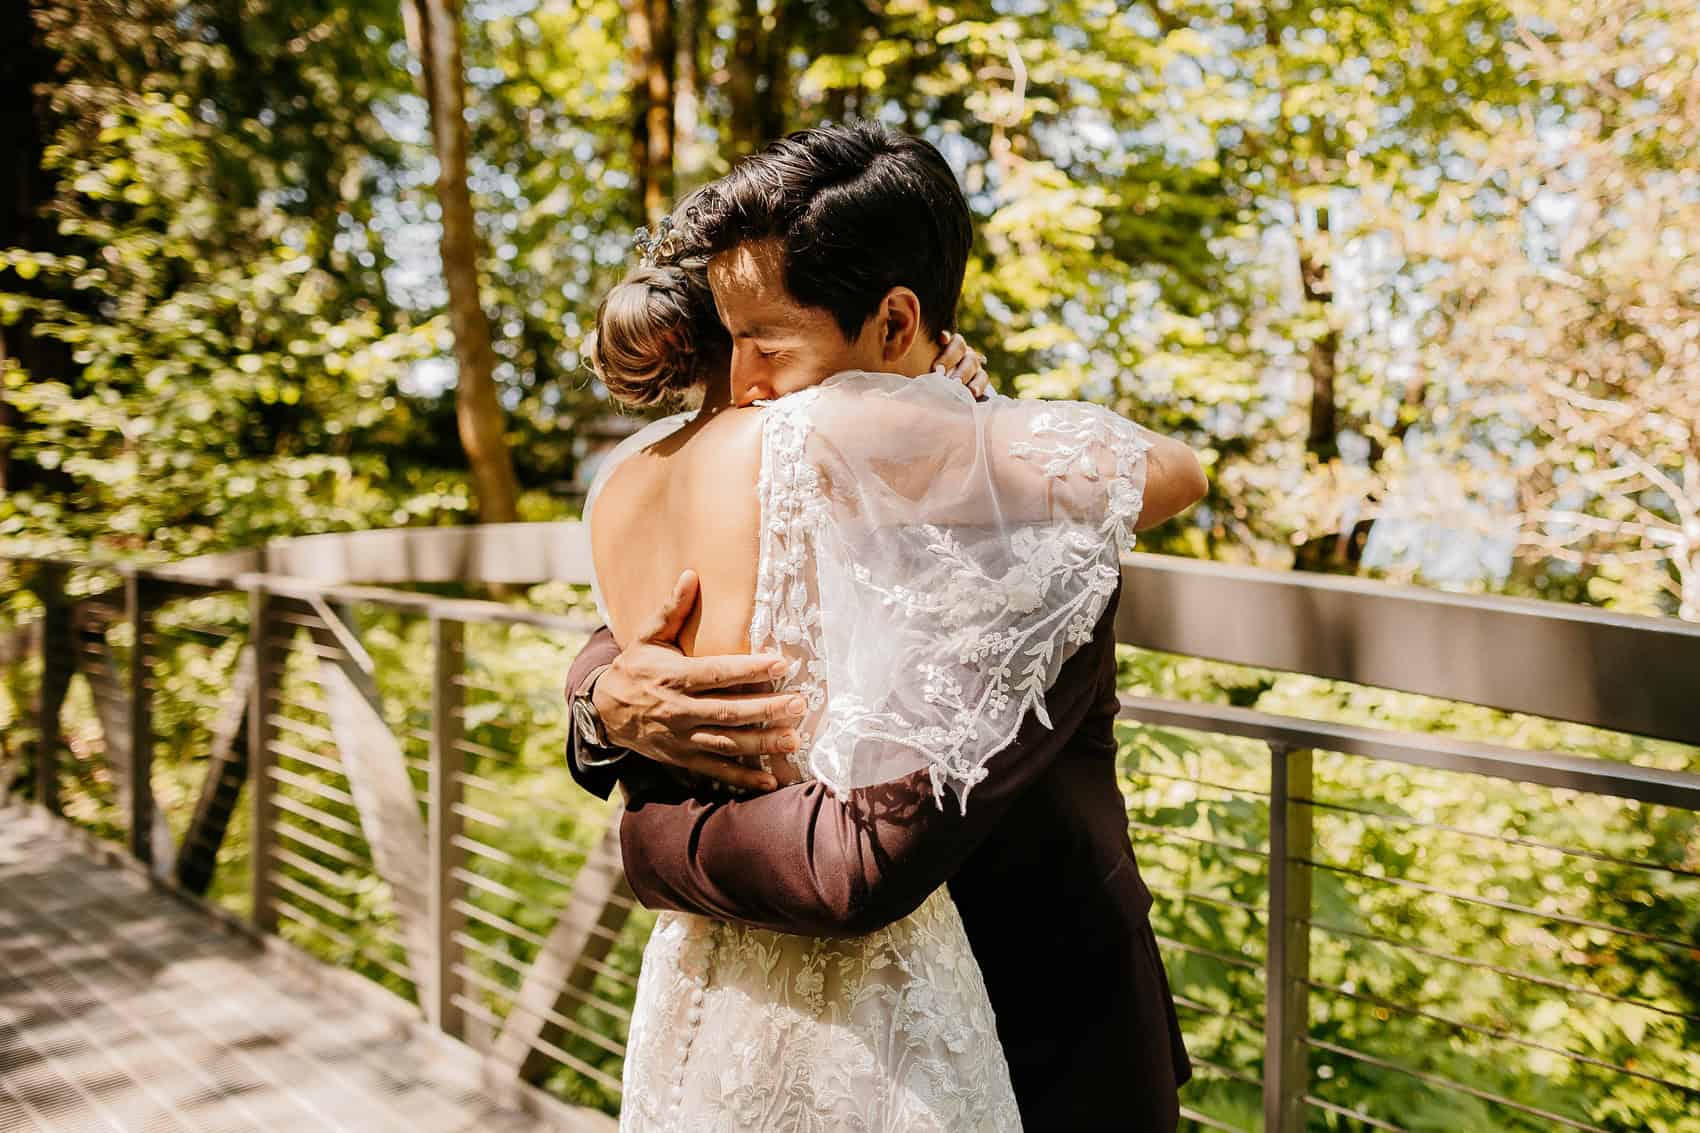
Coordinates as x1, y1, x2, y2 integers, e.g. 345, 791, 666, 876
2, 527, 1698, 1132
1114, 697, 1700, 1132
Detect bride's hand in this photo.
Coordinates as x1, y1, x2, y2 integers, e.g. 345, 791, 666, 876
931, 331, 990, 400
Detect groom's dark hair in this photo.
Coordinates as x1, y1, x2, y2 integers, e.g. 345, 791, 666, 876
681, 121, 973, 341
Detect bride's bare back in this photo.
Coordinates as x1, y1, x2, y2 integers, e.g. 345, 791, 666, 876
590, 405, 767, 665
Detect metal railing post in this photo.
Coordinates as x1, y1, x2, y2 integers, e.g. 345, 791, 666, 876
125, 570, 156, 867
248, 583, 280, 933
428, 614, 467, 1038
35, 563, 71, 815
1263, 741, 1313, 1133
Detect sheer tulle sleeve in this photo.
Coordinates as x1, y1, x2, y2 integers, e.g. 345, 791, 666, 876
753, 371, 1151, 810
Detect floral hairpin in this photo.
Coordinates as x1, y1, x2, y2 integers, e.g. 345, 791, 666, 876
632, 214, 680, 267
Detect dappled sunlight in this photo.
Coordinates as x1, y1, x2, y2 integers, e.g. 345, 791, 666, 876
3, 0, 1696, 1129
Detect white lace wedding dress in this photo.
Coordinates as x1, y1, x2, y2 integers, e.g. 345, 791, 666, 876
588, 372, 1151, 1133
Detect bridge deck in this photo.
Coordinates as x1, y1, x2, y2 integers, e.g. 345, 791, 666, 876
0, 817, 548, 1133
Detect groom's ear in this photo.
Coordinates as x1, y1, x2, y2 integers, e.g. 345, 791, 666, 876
874, 287, 925, 363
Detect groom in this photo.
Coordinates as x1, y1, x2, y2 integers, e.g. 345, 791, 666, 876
566, 122, 1199, 1128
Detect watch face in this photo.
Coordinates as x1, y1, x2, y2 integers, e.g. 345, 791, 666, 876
572, 692, 603, 746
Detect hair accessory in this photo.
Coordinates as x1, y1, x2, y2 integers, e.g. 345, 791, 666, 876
632, 214, 680, 267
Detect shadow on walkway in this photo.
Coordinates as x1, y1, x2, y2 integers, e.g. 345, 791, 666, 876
0, 814, 545, 1133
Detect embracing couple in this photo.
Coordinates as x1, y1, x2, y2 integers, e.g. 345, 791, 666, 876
564, 121, 1203, 1131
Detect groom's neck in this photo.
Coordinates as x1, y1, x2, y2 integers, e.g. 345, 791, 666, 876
855, 330, 942, 380
887, 338, 941, 379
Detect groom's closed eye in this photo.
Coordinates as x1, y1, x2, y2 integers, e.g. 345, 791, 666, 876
736, 335, 792, 358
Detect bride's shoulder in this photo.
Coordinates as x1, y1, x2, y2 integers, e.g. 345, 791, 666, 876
765, 371, 974, 433
585, 411, 695, 524
760, 373, 974, 464
590, 412, 692, 480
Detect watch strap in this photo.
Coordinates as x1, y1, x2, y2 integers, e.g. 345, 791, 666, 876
571, 666, 626, 770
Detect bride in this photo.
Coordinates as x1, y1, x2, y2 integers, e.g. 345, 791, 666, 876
583, 252, 1188, 1131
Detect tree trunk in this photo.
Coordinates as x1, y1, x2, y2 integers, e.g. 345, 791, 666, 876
726, 0, 762, 156
2, 0, 33, 497
823, 84, 851, 122
674, 0, 702, 181
625, 0, 674, 222
404, 0, 520, 524
1294, 207, 1360, 573
756, 0, 789, 143
1, 1, 72, 498
1298, 213, 1338, 465
1304, 318, 1340, 462
626, 0, 653, 217
0, 18, 15, 494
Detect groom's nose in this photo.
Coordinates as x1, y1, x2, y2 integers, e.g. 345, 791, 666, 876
729, 349, 767, 407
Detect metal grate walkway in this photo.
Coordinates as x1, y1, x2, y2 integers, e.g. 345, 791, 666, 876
0, 816, 547, 1133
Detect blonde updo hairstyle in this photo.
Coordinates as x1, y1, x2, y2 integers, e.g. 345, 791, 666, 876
587, 262, 729, 410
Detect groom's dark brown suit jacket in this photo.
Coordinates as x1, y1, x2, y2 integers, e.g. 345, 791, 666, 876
566, 592, 1190, 1130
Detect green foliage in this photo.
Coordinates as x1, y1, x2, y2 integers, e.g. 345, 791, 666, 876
4, 0, 1691, 616
4, 1, 1698, 1125
1117, 657, 1700, 1132
2, 0, 469, 557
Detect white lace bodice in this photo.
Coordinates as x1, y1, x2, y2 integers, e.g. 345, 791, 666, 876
607, 373, 1151, 1132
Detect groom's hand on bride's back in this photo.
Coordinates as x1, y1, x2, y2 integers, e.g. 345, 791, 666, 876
591, 570, 800, 791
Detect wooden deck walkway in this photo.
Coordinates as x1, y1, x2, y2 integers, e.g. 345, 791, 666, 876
0, 815, 560, 1133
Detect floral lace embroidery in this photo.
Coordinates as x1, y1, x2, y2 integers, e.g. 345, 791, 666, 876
622, 892, 1020, 1133
619, 385, 1149, 1133
1005, 408, 1152, 544
761, 392, 1150, 808
749, 388, 828, 779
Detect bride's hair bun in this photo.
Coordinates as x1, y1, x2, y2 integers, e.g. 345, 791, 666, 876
587, 264, 728, 410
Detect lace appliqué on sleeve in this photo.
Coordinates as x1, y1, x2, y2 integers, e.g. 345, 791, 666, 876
751, 377, 1150, 810
749, 391, 829, 781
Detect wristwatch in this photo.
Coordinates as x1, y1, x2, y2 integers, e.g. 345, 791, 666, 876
570, 665, 626, 770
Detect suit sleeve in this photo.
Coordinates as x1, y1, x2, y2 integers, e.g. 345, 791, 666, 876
563, 626, 624, 801
617, 605, 1118, 937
